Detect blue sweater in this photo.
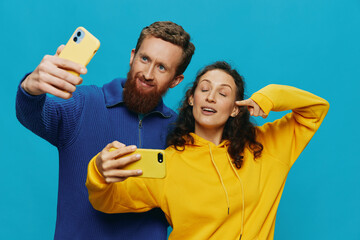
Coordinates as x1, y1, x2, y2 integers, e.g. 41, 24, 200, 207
16, 77, 177, 240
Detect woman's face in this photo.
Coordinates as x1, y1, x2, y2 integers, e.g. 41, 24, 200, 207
190, 69, 239, 134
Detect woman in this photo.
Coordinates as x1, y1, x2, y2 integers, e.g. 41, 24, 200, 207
86, 61, 329, 239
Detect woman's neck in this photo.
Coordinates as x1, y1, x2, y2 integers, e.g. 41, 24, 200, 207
194, 125, 224, 145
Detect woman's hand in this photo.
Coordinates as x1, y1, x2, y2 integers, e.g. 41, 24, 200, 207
236, 99, 267, 118
95, 141, 143, 183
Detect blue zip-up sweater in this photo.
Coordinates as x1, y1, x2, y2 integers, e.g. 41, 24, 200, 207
16, 77, 177, 240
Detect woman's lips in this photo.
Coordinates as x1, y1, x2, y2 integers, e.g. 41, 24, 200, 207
201, 107, 217, 115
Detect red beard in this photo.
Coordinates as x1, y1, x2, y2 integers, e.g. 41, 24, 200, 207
123, 68, 169, 114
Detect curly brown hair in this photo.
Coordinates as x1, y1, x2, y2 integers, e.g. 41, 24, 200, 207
166, 61, 263, 168
135, 21, 195, 76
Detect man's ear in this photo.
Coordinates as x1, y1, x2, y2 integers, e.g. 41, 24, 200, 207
169, 74, 184, 88
130, 49, 135, 65
231, 105, 240, 117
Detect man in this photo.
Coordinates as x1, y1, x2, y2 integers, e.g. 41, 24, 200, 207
16, 21, 195, 239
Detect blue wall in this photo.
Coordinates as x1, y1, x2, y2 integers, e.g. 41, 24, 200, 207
1, 0, 359, 239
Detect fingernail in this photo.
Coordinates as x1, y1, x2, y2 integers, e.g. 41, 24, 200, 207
135, 154, 141, 158
130, 145, 137, 150
137, 170, 142, 174
80, 68, 86, 74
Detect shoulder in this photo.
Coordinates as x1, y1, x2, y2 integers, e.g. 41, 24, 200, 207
163, 105, 178, 120
76, 83, 103, 97
102, 78, 125, 92
164, 145, 181, 158
73, 78, 125, 103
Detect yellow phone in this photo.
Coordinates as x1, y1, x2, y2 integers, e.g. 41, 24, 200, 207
58, 26, 100, 76
110, 148, 166, 179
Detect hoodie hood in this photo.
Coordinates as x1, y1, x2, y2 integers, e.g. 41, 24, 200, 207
186, 132, 230, 148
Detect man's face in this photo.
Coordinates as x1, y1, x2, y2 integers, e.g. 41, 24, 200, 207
123, 37, 184, 114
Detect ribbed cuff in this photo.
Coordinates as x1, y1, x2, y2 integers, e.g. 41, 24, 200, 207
250, 92, 274, 115
86, 153, 109, 191
18, 72, 46, 100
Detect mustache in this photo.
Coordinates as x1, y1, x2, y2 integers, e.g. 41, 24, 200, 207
135, 73, 156, 87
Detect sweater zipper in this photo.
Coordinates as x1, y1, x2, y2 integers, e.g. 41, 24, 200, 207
138, 118, 143, 148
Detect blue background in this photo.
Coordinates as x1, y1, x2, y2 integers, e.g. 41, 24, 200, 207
1, 0, 359, 239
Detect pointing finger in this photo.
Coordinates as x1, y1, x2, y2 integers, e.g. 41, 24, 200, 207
235, 99, 254, 107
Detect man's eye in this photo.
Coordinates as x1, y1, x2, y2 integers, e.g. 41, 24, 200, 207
142, 56, 148, 61
159, 65, 165, 71
201, 89, 209, 92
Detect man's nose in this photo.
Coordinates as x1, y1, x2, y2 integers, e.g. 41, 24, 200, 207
143, 64, 155, 80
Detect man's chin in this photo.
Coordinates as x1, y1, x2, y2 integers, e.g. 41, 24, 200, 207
137, 87, 155, 95
124, 83, 161, 114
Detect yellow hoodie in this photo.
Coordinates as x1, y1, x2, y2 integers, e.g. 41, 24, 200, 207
86, 84, 329, 240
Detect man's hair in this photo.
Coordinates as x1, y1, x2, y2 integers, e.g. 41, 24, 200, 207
135, 21, 195, 76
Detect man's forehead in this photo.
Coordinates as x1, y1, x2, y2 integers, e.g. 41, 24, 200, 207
137, 37, 183, 64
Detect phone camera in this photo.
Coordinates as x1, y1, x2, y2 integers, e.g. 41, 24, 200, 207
73, 37, 78, 42
77, 31, 81, 37
158, 153, 163, 163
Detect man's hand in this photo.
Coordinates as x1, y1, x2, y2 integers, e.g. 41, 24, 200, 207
236, 99, 267, 118
96, 141, 143, 183
21, 45, 87, 99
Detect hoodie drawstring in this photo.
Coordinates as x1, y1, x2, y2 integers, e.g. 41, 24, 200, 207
226, 151, 245, 240
208, 144, 245, 239
208, 143, 230, 215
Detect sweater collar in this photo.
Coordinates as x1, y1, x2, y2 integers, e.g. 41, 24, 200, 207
102, 78, 173, 117
188, 133, 230, 148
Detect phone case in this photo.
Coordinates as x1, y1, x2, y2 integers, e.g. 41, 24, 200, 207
110, 148, 166, 179
58, 27, 100, 76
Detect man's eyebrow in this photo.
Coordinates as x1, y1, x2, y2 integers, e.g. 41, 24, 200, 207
138, 53, 170, 69
138, 52, 151, 60
158, 61, 170, 70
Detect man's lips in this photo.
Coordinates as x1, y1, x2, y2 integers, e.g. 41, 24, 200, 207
136, 77, 155, 89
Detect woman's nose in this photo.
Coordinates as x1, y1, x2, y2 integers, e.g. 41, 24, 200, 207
206, 91, 216, 103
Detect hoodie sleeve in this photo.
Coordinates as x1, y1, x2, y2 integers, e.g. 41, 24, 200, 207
250, 84, 329, 167
86, 154, 164, 214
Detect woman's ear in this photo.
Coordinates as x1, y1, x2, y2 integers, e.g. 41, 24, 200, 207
188, 95, 194, 106
230, 105, 240, 117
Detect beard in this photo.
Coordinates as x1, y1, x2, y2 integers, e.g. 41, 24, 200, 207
123, 67, 170, 114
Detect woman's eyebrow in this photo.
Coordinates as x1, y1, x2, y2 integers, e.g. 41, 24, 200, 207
199, 79, 233, 90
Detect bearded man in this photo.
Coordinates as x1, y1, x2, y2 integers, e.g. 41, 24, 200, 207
16, 21, 195, 240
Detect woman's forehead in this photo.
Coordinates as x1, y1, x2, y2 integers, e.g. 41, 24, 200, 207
198, 69, 236, 88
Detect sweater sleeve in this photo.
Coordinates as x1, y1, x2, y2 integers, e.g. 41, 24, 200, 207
86, 154, 164, 214
250, 84, 329, 167
15, 74, 85, 147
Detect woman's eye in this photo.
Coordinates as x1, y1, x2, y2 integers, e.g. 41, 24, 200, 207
219, 92, 226, 97
201, 89, 209, 92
